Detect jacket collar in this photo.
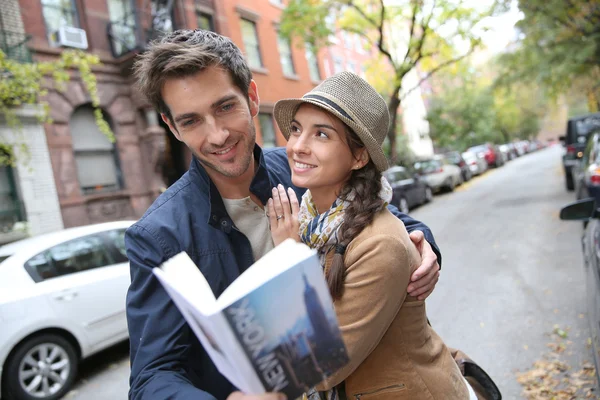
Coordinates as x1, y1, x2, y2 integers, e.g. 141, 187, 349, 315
189, 145, 274, 233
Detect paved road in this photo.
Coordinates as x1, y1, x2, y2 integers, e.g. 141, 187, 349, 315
415, 145, 592, 398
66, 145, 594, 399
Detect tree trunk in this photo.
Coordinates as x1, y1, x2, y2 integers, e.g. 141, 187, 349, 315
500, 129, 510, 143
387, 87, 402, 165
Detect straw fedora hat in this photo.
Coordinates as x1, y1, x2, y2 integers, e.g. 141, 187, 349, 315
273, 71, 390, 172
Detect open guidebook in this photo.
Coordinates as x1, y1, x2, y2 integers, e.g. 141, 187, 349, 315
153, 239, 349, 400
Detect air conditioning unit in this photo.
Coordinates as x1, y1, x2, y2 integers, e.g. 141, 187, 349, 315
49, 26, 88, 50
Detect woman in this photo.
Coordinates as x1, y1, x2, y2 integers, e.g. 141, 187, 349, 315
267, 72, 477, 399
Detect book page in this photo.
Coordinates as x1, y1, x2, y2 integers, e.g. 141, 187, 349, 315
221, 251, 349, 400
154, 263, 265, 393
216, 239, 315, 310
158, 252, 219, 316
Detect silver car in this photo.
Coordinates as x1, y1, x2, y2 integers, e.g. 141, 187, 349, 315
414, 157, 462, 192
461, 151, 488, 176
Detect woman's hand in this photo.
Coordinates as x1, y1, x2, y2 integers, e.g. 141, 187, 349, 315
268, 184, 300, 246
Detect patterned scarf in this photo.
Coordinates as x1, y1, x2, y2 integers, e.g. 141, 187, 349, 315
298, 177, 393, 263
299, 177, 392, 400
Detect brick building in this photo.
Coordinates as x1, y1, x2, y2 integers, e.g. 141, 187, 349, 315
2, 0, 323, 235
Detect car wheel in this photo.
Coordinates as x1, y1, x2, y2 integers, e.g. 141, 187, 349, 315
446, 178, 455, 192
3, 334, 78, 400
565, 172, 574, 191
424, 187, 433, 203
399, 197, 410, 214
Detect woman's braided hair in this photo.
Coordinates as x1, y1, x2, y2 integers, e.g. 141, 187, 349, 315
327, 126, 384, 300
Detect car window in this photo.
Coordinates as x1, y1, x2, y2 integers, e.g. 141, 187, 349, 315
104, 229, 128, 263
24, 253, 57, 283
398, 170, 410, 180
415, 160, 441, 173
47, 234, 112, 277
461, 153, 474, 162
444, 153, 460, 164
575, 117, 600, 139
469, 145, 486, 153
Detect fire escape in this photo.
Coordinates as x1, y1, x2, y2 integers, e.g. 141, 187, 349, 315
107, 0, 176, 59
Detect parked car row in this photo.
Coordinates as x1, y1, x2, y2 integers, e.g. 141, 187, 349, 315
383, 139, 546, 214
559, 113, 600, 385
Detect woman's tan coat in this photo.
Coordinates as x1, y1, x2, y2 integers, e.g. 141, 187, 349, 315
317, 208, 469, 399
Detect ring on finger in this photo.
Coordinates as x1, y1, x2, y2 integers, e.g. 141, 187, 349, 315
276, 215, 284, 220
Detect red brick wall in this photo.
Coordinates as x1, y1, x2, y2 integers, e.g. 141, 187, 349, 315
14, 0, 325, 226
220, 0, 323, 146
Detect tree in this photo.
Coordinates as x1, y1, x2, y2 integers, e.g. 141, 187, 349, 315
427, 61, 546, 149
498, 0, 600, 111
493, 83, 545, 141
280, 0, 503, 163
427, 82, 498, 150
0, 49, 113, 166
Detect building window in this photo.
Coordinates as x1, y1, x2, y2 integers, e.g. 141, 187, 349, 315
258, 113, 277, 148
41, 0, 79, 35
355, 34, 365, 53
342, 31, 353, 49
107, 0, 136, 57
69, 106, 122, 195
305, 44, 321, 82
333, 57, 344, 74
325, 14, 337, 43
347, 61, 356, 74
240, 19, 262, 69
197, 12, 214, 31
277, 33, 295, 77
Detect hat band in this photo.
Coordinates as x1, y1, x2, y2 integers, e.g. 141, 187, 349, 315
303, 94, 354, 122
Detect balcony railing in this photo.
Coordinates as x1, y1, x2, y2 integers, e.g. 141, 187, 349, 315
0, 30, 32, 63
107, 8, 175, 58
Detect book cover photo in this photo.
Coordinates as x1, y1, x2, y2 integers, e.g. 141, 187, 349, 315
223, 255, 349, 400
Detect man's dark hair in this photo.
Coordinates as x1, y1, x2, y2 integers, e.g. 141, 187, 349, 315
133, 29, 252, 125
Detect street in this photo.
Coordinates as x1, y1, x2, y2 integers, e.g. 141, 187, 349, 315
65, 145, 595, 399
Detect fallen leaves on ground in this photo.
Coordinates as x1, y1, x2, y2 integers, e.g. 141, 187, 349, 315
516, 328, 598, 399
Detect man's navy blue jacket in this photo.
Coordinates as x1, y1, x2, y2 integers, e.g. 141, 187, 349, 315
125, 146, 440, 400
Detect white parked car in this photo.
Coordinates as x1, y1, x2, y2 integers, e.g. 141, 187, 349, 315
0, 221, 134, 400
414, 156, 462, 192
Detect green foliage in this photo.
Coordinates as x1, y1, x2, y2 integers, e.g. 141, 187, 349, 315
427, 62, 545, 150
0, 49, 114, 165
498, 0, 600, 110
280, 0, 502, 162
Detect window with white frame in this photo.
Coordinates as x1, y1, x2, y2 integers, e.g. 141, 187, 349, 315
347, 61, 357, 74
277, 33, 295, 77
333, 57, 344, 74
342, 31, 353, 49
69, 106, 122, 194
41, 0, 79, 35
240, 19, 263, 69
107, 0, 136, 56
305, 43, 321, 82
258, 113, 277, 148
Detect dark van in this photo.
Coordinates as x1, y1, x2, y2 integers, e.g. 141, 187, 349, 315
561, 112, 600, 191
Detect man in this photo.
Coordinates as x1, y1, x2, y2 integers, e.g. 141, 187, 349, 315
126, 29, 441, 400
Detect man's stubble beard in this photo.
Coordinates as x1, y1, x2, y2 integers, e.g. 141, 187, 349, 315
194, 122, 256, 178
